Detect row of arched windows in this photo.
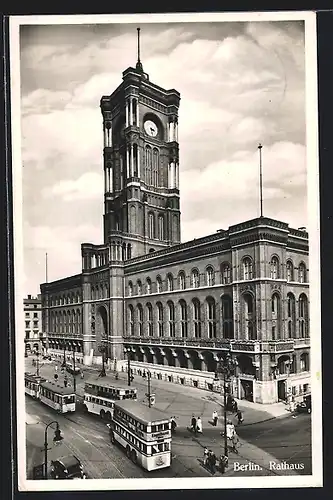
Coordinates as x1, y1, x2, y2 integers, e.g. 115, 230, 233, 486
128, 296, 235, 340
127, 291, 309, 341
91, 283, 109, 300
128, 259, 307, 296
243, 256, 307, 282
49, 291, 81, 307
128, 264, 232, 296
49, 309, 82, 335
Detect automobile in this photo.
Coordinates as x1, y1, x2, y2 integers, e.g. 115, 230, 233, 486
50, 455, 86, 479
65, 362, 81, 375
296, 396, 311, 414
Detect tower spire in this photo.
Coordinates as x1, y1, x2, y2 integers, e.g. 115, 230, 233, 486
136, 27, 143, 72
258, 143, 263, 218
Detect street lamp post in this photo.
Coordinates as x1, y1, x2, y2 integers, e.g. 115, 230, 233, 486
72, 345, 77, 392
127, 349, 131, 386
147, 370, 152, 408
62, 342, 66, 368
36, 349, 40, 377
43, 421, 63, 479
214, 350, 238, 460
98, 345, 106, 377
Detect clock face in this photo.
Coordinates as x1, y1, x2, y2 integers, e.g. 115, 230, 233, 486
144, 120, 158, 137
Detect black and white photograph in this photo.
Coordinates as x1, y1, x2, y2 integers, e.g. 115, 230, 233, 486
9, 11, 322, 491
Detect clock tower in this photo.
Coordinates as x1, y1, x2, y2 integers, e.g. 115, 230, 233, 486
100, 29, 181, 259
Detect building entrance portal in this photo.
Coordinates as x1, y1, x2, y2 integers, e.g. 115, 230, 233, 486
240, 379, 254, 402
278, 379, 287, 401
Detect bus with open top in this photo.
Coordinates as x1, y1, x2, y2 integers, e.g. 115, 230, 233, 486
107, 400, 171, 471
83, 378, 137, 420
24, 372, 46, 398
39, 380, 76, 413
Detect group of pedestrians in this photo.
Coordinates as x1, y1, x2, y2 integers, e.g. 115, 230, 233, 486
203, 448, 229, 474
190, 415, 203, 434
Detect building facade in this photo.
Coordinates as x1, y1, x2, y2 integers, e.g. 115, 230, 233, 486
24, 294, 45, 354
40, 56, 310, 404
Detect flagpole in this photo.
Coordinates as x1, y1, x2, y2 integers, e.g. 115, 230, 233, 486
258, 143, 263, 217
45, 252, 48, 283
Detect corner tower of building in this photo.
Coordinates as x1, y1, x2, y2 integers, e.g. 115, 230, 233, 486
100, 37, 181, 259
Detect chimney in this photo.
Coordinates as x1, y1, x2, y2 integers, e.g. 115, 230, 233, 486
27, 294, 31, 299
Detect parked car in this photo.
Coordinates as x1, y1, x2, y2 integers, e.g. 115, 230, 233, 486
65, 362, 80, 375
50, 455, 86, 479
296, 395, 311, 414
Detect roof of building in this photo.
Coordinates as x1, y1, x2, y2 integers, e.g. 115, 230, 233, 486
114, 400, 170, 424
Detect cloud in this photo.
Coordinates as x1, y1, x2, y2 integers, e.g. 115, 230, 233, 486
42, 172, 103, 201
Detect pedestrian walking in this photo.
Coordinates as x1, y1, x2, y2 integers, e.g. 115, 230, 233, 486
80, 370, 84, 379
236, 409, 243, 424
219, 455, 228, 474
231, 430, 239, 454
171, 417, 177, 433
210, 452, 217, 474
207, 450, 213, 472
191, 415, 197, 434
203, 447, 209, 466
212, 410, 218, 426
196, 416, 203, 434
233, 400, 238, 413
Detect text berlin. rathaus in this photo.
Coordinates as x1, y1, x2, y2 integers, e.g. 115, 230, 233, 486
40, 43, 310, 405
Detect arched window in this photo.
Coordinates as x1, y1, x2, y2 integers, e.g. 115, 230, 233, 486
298, 262, 307, 283
206, 266, 215, 286
271, 293, 281, 340
242, 257, 253, 280
157, 302, 164, 337
270, 256, 280, 279
128, 305, 134, 335
206, 297, 216, 339
192, 299, 201, 338
148, 213, 155, 239
300, 352, 310, 372
299, 293, 309, 338
137, 280, 142, 295
146, 278, 152, 294
178, 271, 186, 290
179, 300, 188, 338
137, 304, 143, 336
158, 215, 164, 240
167, 301, 175, 337
287, 292, 296, 338
152, 148, 159, 186
145, 146, 152, 185
243, 293, 256, 340
128, 281, 133, 297
147, 303, 153, 336
166, 273, 174, 291
191, 269, 200, 288
221, 262, 231, 284
222, 295, 234, 339
156, 276, 162, 293
286, 260, 294, 282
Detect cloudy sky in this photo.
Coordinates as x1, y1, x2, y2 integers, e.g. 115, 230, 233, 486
19, 17, 308, 296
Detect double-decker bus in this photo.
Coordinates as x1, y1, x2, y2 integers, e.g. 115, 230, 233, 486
39, 380, 76, 413
83, 378, 137, 420
24, 372, 46, 398
107, 400, 172, 471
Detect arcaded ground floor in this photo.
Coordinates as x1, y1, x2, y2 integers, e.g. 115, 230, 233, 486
46, 340, 311, 404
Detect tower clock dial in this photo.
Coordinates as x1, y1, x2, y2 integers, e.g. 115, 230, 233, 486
144, 119, 158, 137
